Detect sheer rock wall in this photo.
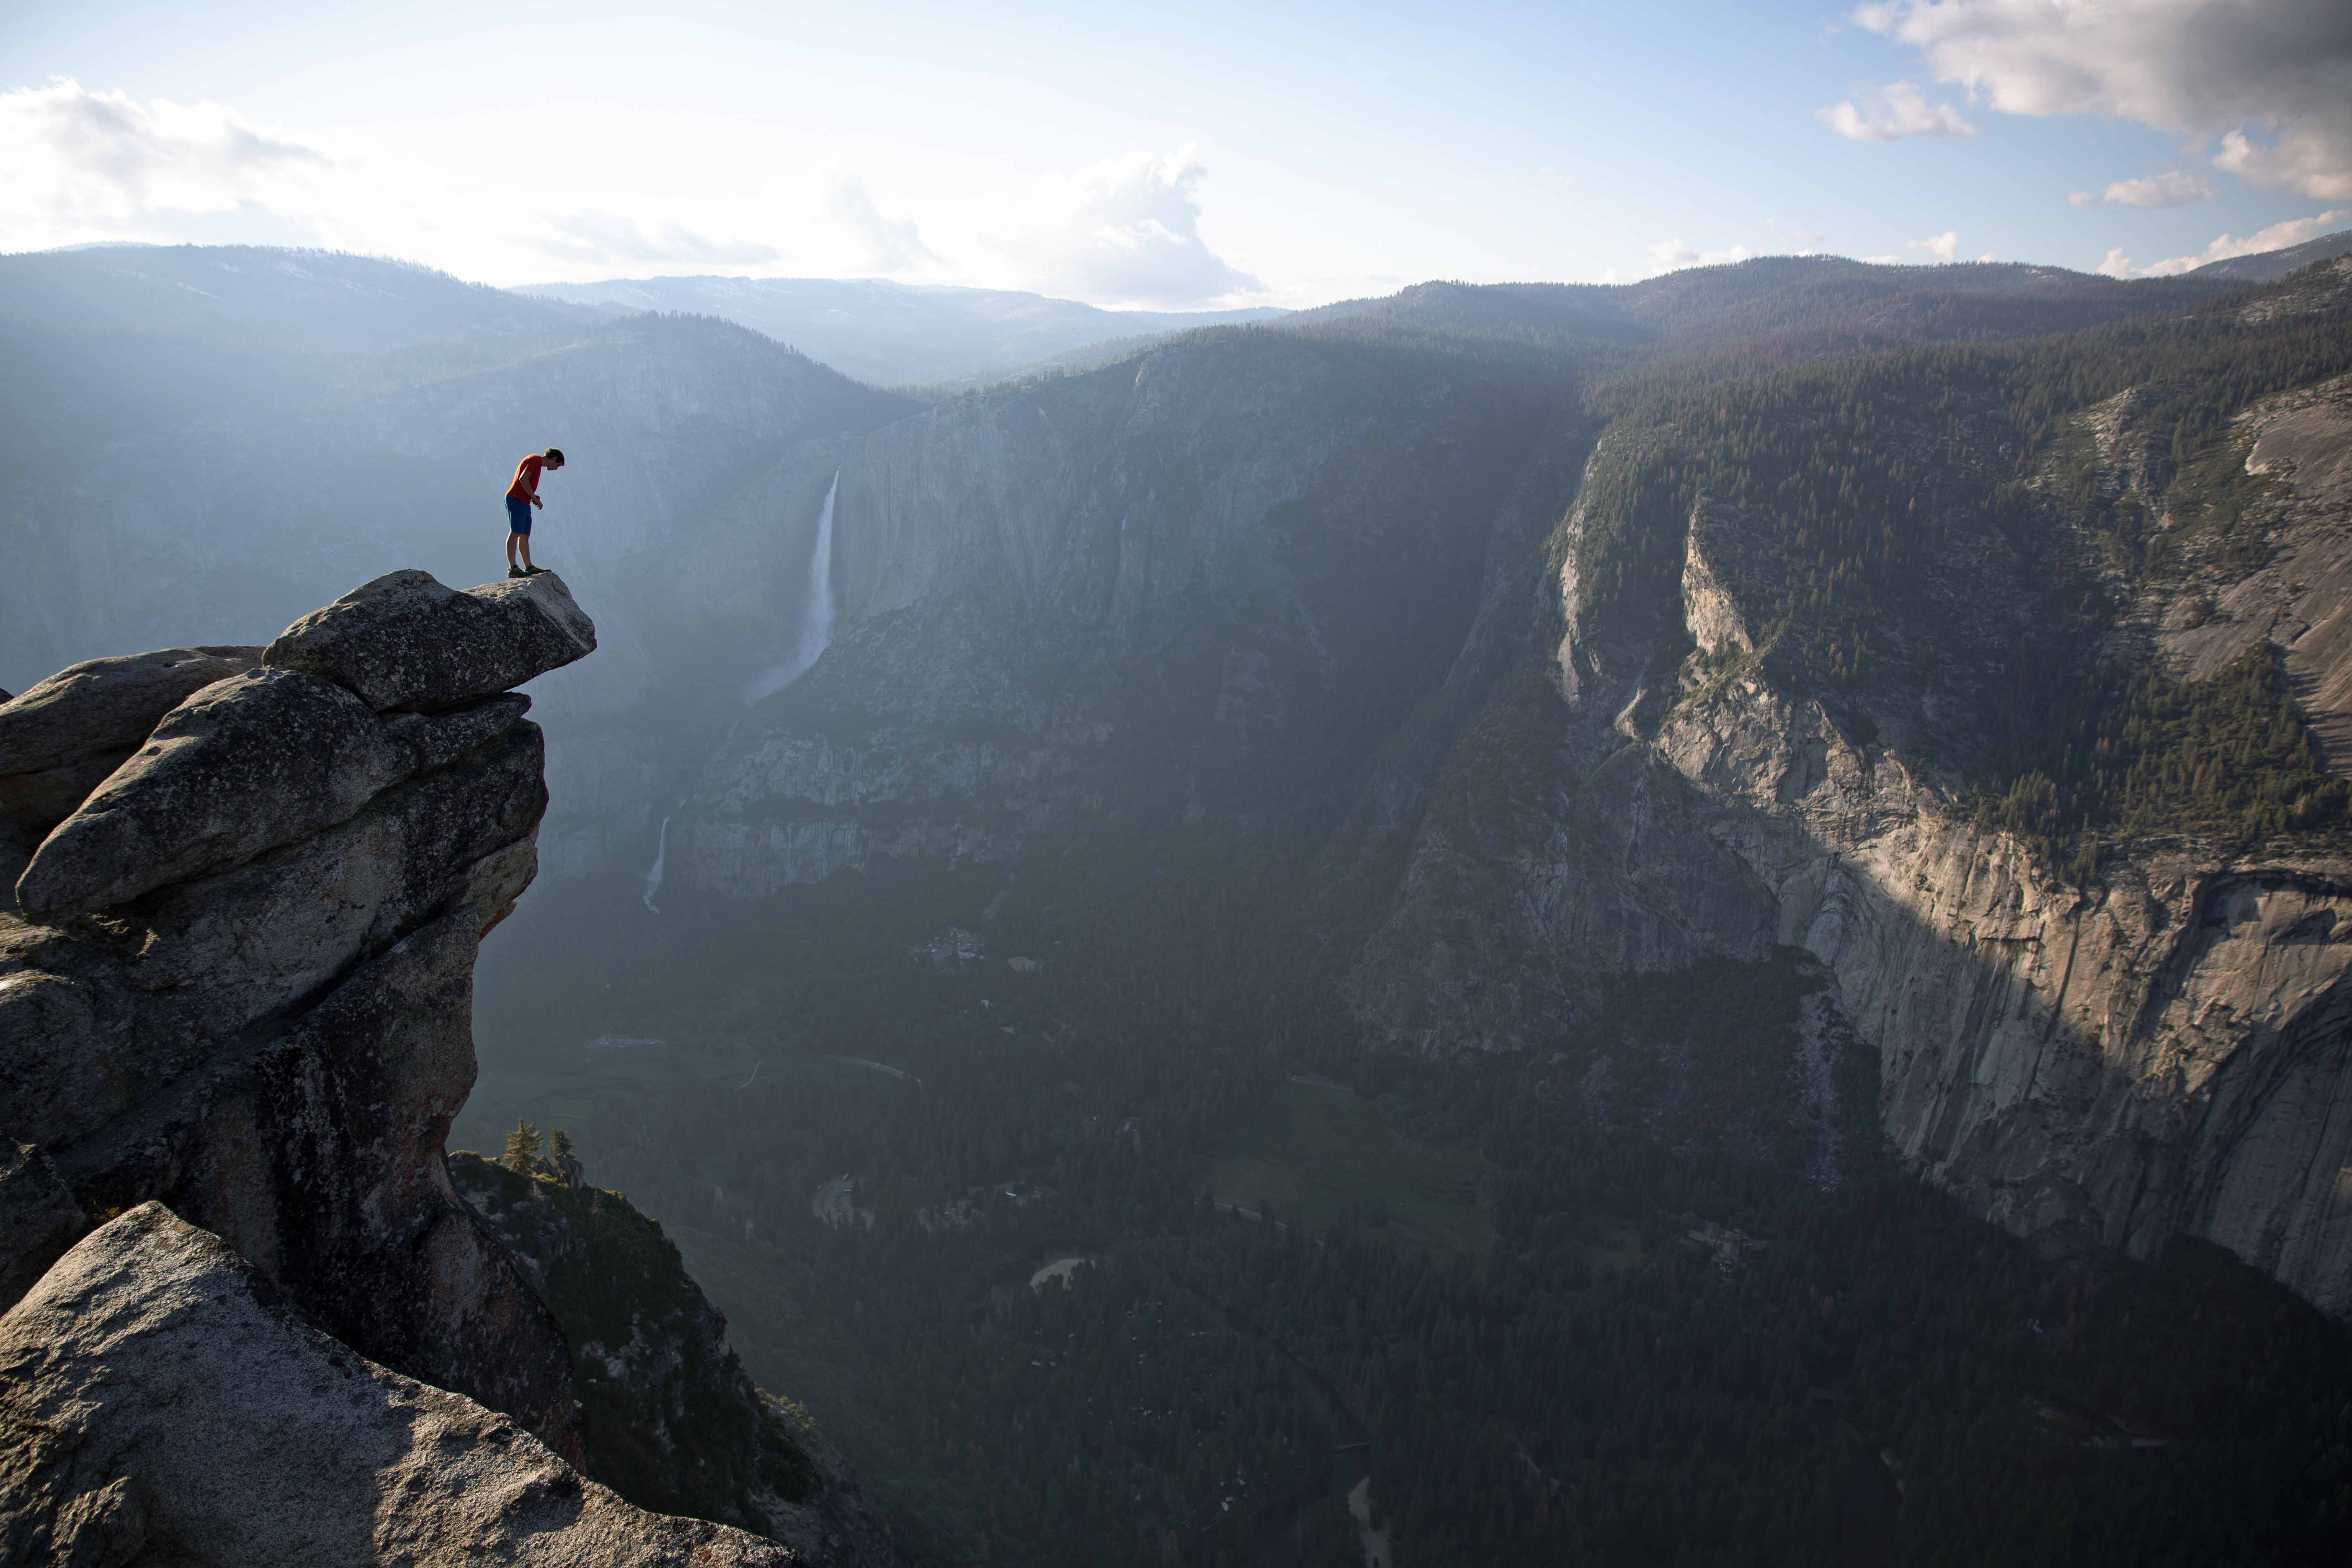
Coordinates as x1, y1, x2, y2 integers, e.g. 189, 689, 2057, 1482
1342, 376, 2352, 1314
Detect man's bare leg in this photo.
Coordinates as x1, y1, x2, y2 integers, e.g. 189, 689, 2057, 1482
519, 534, 536, 571
506, 532, 521, 570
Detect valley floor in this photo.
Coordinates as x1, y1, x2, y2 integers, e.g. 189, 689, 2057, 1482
457, 865, 2352, 1567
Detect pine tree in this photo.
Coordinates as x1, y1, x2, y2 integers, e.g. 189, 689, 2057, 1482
549, 1127, 577, 1161
503, 1119, 543, 1173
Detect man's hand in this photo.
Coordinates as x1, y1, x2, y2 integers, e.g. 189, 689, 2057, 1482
531, 495, 544, 508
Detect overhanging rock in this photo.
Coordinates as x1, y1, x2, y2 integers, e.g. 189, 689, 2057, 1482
264, 568, 597, 712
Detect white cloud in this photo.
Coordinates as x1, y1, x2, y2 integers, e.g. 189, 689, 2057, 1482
1855, 231, 1965, 266
0, 77, 329, 239
1634, 238, 1759, 279
1819, 80, 1978, 141
1910, 229, 1960, 263
2214, 125, 2351, 202
986, 146, 1263, 306
2104, 208, 2350, 275
532, 212, 781, 267
0, 83, 1263, 303
0, 78, 793, 282
826, 175, 939, 275
1787, 228, 1828, 245
2068, 170, 2215, 207
1855, 0, 2352, 200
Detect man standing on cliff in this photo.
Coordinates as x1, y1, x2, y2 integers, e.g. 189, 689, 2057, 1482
504, 448, 565, 578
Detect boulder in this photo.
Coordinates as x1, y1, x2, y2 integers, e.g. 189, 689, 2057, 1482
264, 569, 596, 712
0, 1203, 798, 1567
14, 669, 412, 920
0, 645, 261, 834
0, 1143, 82, 1312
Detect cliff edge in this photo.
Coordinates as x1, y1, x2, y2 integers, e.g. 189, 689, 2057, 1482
0, 569, 886, 1562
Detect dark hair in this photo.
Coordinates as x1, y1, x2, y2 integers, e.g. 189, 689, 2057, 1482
543, 448, 565, 466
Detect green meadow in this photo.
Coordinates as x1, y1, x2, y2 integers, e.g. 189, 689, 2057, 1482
1206, 1078, 1497, 1261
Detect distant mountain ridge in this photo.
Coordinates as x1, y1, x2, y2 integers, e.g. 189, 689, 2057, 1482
516, 274, 1287, 388
0, 242, 593, 351
2189, 226, 2352, 283
1290, 253, 2235, 361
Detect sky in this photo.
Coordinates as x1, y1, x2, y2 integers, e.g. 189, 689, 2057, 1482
0, 0, 2346, 309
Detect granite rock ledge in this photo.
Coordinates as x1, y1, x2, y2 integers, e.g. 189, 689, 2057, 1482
0, 570, 869, 1563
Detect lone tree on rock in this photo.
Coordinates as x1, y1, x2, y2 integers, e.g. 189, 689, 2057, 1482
503, 1120, 543, 1173
549, 1127, 577, 1160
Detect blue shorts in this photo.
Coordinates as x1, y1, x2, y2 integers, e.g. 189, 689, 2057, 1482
506, 495, 532, 537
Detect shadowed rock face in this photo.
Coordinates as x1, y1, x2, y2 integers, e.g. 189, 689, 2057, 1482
0, 1203, 797, 1567
0, 1143, 81, 1308
0, 570, 595, 1455
452, 1154, 910, 1568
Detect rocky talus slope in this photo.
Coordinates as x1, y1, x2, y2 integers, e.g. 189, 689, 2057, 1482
0, 571, 891, 1563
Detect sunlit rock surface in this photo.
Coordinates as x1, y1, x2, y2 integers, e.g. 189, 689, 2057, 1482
0, 1204, 796, 1567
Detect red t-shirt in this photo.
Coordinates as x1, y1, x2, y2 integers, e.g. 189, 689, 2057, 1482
507, 455, 544, 501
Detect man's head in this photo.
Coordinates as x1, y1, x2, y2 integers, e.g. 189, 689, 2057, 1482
543, 447, 566, 470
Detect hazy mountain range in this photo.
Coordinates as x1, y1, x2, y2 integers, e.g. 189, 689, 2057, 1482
517, 274, 1287, 388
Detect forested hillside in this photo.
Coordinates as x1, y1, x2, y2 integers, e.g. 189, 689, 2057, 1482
460, 829, 2352, 1566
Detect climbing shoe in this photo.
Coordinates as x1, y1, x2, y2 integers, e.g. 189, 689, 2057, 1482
507, 565, 528, 578
523, 564, 550, 576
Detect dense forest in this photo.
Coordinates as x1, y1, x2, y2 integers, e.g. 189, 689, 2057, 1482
469, 820, 2352, 1567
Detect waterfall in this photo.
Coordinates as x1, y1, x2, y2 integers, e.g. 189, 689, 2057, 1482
739, 469, 840, 706
641, 813, 672, 913
648, 474, 840, 915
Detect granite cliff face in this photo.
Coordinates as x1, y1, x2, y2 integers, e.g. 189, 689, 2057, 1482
1715, 281, 2352, 1314
0, 569, 891, 1561
1336, 263, 2352, 1313
0, 570, 595, 1453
